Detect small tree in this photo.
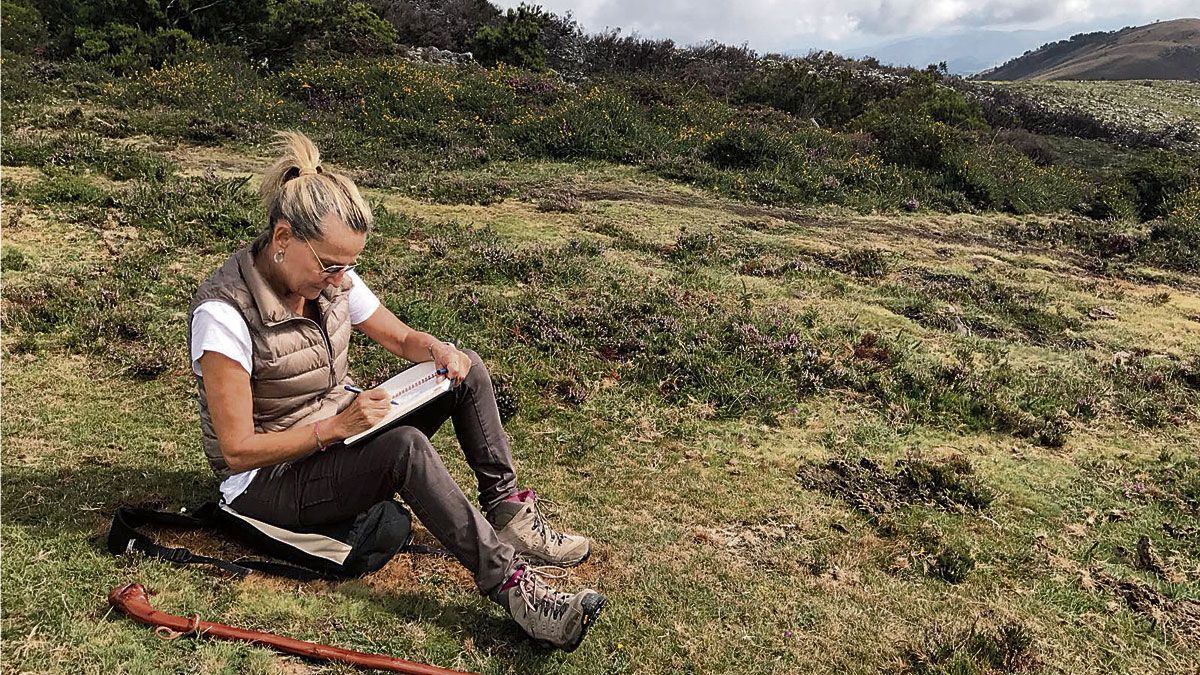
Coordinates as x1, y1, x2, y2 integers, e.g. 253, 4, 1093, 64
470, 3, 546, 70
370, 0, 500, 53
252, 0, 398, 63
1, 0, 48, 54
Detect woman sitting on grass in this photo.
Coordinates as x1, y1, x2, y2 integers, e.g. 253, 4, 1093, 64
187, 130, 605, 651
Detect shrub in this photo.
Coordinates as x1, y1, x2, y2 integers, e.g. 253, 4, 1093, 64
575, 29, 676, 76
470, 3, 547, 70
115, 170, 260, 250
2, 246, 30, 272
1123, 149, 1195, 221
996, 128, 1057, 166
702, 123, 797, 170
734, 56, 902, 127
1, 0, 47, 54
1143, 192, 1200, 274
414, 175, 512, 205
254, 0, 398, 63
23, 175, 110, 205
888, 73, 988, 131
931, 544, 976, 584
897, 457, 994, 511
3, 131, 173, 181
950, 144, 1088, 214
508, 86, 652, 161
797, 455, 993, 517
837, 248, 890, 278
904, 621, 1038, 674
1075, 181, 1136, 221
374, 0, 500, 53
74, 23, 193, 74
535, 190, 582, 213
856, 109, 967, 174
574, 30, 758, 96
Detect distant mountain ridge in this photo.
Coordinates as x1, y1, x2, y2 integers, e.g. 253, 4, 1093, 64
844, 29, 1069, 76
975, 18, 1200, 80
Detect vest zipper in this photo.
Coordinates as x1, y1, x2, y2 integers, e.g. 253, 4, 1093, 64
289, 313, 336, 390
313, 317, 336, 389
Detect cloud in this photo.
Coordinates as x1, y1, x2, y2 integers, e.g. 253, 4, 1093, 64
506, 0, 1196, 51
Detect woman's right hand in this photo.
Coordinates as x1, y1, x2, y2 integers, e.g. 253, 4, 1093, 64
332, 388, 393, 438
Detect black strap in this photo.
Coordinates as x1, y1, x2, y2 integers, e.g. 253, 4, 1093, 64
107, 505, 328, 582
403, 543, 453, 557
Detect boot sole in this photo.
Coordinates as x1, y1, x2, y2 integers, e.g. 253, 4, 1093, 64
561, 591, 607, 653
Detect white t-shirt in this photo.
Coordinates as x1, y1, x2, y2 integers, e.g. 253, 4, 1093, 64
190, 270, 381, 503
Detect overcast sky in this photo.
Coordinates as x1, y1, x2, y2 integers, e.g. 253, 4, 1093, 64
497, 1, 1198, 52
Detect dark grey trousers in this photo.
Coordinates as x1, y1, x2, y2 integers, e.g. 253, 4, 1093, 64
228, 349, 518, 593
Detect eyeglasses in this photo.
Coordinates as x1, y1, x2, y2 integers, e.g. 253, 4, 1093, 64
304, 239, 358, 277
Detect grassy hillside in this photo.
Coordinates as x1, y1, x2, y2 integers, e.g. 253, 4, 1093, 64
3, 48, 1200, 675
969, 79, 1200, 155
978, 18, 1200, 81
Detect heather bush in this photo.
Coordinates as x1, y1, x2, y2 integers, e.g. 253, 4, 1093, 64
507, 86, 655, 161
2, 239, 189, 379
58, 37, 1177, 223
701, 123, 799, 170
1123, 149, 1196, 221
996, 128, 1058, 166
1143, 185, 1200, 273
413, 175, 513, 205
114, 171, 260, 251
855, 108, 968, 174
735, 56, 901, 127
950, 144, 1088, 214
1074, 181, 1137, 221
883, 74, 988, 131
885, 270, 1078, 343
574, 30, 758, 95
114, 44, 298, 140
2, 130, 173, 181
20, 174, 111, 205
964, 82, 1114, 142
575, 29, 677, 76
904, 621, 1038, 674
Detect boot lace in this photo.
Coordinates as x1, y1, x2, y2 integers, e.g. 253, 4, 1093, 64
526, 491, 567, 547
515, 564, 572, 621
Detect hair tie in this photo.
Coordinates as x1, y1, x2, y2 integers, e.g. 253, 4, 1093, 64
299, 166, 321, 176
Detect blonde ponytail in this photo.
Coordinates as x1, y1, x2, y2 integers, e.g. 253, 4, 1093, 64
253, 131, 372, 254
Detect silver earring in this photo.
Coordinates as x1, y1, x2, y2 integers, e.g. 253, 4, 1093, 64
273, 249, 285, 263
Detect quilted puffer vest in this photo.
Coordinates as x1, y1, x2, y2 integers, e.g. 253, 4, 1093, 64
188, 246, 356, 479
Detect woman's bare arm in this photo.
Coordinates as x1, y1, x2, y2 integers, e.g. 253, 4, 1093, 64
354, 305, 471, 382
199, 351, 391, 472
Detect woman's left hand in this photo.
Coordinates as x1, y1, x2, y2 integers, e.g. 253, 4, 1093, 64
431, 342, 472, 386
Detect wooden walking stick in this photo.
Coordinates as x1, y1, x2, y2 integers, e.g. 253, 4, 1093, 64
108, 583, 476, 675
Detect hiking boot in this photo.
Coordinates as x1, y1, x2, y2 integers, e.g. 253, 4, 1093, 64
487, 489, 592, 567
491, 563, 606, 652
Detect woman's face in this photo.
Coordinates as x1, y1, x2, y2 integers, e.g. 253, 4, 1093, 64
275, 211, 367, 300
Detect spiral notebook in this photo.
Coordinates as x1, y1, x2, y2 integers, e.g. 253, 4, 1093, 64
343, 361, 454, 446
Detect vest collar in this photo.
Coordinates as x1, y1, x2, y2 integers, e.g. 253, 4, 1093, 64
236, 247, 352, 327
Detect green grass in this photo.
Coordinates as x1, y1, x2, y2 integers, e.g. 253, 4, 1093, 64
4, 66, 1200, 674
990, 80, 1200, 130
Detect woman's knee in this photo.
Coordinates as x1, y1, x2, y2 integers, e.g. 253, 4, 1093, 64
462, 349, 491, 387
